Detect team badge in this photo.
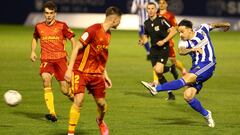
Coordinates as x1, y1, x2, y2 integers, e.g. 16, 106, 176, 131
154, 26, 159, 31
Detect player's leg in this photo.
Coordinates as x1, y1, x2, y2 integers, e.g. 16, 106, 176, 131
67, 72, 86, 135
40, 61, 57, 121
68, 93, 84, 135
59, 81, 74, 100
184, 87, 215, 127
55, 58, 74, 99
154, 62, 175, 100
90, 75, 109, 135
41, 72, 57, 122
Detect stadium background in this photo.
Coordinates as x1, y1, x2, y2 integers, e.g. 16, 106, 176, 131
0, 0, 240, 135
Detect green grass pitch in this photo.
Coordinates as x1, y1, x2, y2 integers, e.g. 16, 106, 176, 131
0, 25, 240, 135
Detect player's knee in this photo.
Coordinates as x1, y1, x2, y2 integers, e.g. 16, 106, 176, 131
96, 100, 108, 112
183, 91, 194, 101
60, 85, 68, 95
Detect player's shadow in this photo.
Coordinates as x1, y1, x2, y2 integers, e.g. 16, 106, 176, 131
11, 111, 45, 121
124, 91, 154, 98
153, 117, 198, 125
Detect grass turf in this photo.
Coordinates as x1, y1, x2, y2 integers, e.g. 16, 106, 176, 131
0, 25, 240, 135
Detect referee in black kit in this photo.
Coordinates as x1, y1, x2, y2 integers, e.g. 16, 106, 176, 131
140, 2, 178, 100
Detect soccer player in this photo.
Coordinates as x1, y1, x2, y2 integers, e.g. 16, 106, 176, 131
64, 6, 122, 135
30, 1, 75, 122
131, 0, 157, 60
142, 19, 231, 127
139, 2, 177, 100
158, 0, 187, 75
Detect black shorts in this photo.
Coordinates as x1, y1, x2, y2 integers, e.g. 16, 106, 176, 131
150, 45, 169, 67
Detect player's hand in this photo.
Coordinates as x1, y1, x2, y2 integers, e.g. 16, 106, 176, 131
104, 76, 112, 88
223, 23, 231, 32
156, 40, 165, 46
30, 51, 37, 62
192, 47, 203, 54
64, 69, 72, 82
138, 39, 144, 46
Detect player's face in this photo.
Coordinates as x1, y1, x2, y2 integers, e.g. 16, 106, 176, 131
112, 15, 121, 29
159, 0, 167, 10
178, 26, 192, 41
44, 8, 56, 24
147, 4, 157, 17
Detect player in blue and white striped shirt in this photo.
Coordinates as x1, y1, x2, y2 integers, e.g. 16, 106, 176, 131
131, 0, 158, 60
142, 19, 230, 127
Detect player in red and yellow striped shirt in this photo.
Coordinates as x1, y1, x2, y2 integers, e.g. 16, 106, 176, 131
30, 1, 76, 122
64, 7, 122, 135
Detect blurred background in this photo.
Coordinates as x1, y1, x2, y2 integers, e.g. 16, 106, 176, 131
0, 0, 240, 30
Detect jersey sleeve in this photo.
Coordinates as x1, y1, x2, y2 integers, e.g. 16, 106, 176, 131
144, 23, 149, 35
162, 18, 171, 30
178, 40, 188, 49
33, 25, 39, 39
62, 23, 75, 39
200, 23, 212, 34
79, 26, 95, 46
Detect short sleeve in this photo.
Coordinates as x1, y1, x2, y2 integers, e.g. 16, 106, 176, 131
144, 24, 149, 35
33, 25, 39, 39
162, 18, 171, 30
79, 25, 95, 46
62, 23, 75, 39
200, 23, 212, 33
178, 40, 188, 49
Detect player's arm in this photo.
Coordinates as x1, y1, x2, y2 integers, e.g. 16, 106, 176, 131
178, 40, 203, 55
178, 47, 202, 55
30, 37, 38, 62
69, 37, 76, 50
157, 26, 177, 46
131, 0, 137, 13
104, 69, 112, 88
64, 41, 84, 82
210, 22, 231, 32
138, 34, 149, 46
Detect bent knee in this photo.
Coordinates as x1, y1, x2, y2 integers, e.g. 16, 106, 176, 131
183, 92, 194, 101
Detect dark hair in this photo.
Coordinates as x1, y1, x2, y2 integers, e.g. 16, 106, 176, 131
43, 1, 57, 12
105, 6, 122, 17
178, 19, 193, 28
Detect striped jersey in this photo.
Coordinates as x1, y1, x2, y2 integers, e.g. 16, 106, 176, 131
131, 0, 157, 26
73, 23, 110, 74
178, 24, 216, 67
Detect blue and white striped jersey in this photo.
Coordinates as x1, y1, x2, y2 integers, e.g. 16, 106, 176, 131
131, 0, 158, 26
178, 24, 216, 67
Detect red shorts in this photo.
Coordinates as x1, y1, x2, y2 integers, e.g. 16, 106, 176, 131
72, 71, 106, 98
40, 58, 67, 81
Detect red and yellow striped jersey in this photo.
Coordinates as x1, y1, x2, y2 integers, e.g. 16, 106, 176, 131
33, 21, 75, 60
73, 23, 111, 74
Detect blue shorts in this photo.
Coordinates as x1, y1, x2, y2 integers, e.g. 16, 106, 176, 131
139, 25, 144, 36
189, 62, 216, 93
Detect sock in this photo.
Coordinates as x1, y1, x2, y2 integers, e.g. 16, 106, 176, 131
68, 104, 80, 133
157, 74, 167, 84
44, 87, 56, 115
144, 42, 150, 53
176, 60, 185, 72
163, 66, 170, 73
156, 78, 186, 92
153, 70, 158, 82
187, 98, 208, 116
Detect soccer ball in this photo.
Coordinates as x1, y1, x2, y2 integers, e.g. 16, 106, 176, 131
3, 90, 22, 106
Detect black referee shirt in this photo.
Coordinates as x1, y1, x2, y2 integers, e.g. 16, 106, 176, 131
144, 16, 171, 48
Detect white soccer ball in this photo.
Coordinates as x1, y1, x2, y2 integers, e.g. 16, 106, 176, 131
3, 90, 22, 106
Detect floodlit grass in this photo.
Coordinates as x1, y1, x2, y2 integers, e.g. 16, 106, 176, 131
0, 25, 240, 135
